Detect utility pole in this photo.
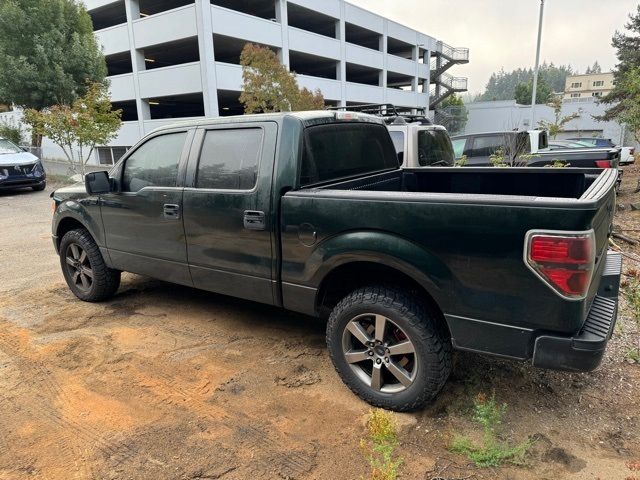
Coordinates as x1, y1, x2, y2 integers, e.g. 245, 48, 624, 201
530, 0, 546, 128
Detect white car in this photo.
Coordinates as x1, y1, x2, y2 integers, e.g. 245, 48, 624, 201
0, 137, 46, 191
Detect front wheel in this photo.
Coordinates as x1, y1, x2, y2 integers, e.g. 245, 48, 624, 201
59, 228, 121, 302
326, 286, 452, 411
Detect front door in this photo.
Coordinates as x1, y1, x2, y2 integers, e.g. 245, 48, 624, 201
182, 122, 278, 305
100, 129, 193, 286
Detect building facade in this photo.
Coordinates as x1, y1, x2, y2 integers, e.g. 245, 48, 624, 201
84, 0, 468, 164
563, 72, 614, 101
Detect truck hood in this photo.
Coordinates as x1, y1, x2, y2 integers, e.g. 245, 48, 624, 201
0, 151, 39, 166
52, 182, 87, 201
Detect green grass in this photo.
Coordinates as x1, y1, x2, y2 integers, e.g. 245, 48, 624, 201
449, 393, 533, 468
360, 409, 403, 480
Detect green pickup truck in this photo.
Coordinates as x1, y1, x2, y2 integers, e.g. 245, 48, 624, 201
51, 111, 621, 411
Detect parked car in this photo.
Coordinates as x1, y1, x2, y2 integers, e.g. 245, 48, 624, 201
567, 137, 635, 166
51, 111, 621, 411
0, 137, 46, 191
330, 104, 455, 168
547, 139, 596, 150
451, 130, 621, 168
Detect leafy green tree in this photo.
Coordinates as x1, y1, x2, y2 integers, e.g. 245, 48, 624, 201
537, 95, 581, 139
514, 77, 551, 105
24, 83, 121, 175
0, 120, 25, 145
0, 0, 107, 145
599, 6, 640, 128
239, 43, 324, 113
436, 94, 468, 134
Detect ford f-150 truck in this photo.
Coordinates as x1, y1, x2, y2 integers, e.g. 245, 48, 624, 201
51, 111, 621, 411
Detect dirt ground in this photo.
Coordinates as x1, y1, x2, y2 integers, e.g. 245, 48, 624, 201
0, 169, 639, 480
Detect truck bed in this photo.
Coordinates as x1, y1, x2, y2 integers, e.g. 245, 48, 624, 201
314, 166, 613, 201
280, 167, 618, 360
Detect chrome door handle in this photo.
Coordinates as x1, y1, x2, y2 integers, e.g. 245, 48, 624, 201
163, 203, 180, 219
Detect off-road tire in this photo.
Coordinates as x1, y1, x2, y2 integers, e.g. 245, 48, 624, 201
59, 228, 120, 302
326, 286, 452, 411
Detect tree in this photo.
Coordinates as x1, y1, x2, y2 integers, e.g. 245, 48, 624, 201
585, 61, 602, 74
599, 6, 640, 125
514, 77, 551, 105
537, 95, 581, 139
24, 83, 121, 175
239, 44, 324, 113
0, 0, 107, 145
435, 94, 468, 134
479, 63, 572, 102
0, 119, 26, 145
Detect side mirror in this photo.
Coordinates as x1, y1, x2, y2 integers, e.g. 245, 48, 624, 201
85, 171, 111, 195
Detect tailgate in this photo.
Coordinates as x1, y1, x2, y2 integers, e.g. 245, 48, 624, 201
580, 169, 618, 304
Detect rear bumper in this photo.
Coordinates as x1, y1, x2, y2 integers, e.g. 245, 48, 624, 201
532, 251, 622, 372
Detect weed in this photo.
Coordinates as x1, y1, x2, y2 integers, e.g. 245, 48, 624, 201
360, 409, 403, 480
449, 393, 533, 468
546, 160, 570, 168
489, 148, 508, 167
623, 275, 640, 363
455, 154, 468, 167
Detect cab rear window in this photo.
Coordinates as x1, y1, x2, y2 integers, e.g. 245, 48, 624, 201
301, 123, 398, 187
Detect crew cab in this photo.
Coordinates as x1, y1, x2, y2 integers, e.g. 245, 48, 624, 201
452, 130, 621, 168
51, 111, 621, 411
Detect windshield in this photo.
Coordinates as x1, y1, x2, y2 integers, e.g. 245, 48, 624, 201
301, 122, 398, 186
0, 139, 22, 154
417, 129, 455, 166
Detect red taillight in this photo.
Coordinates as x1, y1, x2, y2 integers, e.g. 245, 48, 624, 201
526, 231, 595, 299
595, 160, 611, 168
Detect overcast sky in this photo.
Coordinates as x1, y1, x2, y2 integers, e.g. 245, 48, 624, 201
348, 0, 638, 94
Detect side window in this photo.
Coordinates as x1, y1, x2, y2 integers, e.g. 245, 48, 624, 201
196, 128, 263, 190
122, 132, 186, 192
451, 138, 466, 158
469, 135, 504, 157
389, 131, 405, 165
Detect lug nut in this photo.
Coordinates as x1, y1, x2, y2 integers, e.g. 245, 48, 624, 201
375, 358, 382, 365
368, 351, 374, 356
384, 357, 389, 363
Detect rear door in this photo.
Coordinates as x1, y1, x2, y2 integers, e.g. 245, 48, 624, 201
100, 129, 193, 286
182, 122, 278, 305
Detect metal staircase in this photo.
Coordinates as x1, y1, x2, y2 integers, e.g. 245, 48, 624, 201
429, 41, 469, 110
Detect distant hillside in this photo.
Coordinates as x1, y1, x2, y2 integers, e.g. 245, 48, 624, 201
477, 63, 574, 102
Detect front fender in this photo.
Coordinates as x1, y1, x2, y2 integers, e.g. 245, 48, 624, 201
52, 197, 105, 250
304, 230, 453, 305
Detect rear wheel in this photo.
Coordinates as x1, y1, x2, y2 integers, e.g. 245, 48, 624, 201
326, 286, 452, 411
59, 228, 120, 302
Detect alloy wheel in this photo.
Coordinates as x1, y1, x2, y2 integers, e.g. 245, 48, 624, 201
65, 243, 94, 293
341, 313, 418, 393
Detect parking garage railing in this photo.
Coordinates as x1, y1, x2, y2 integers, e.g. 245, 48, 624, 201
436, 41, 469, 62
